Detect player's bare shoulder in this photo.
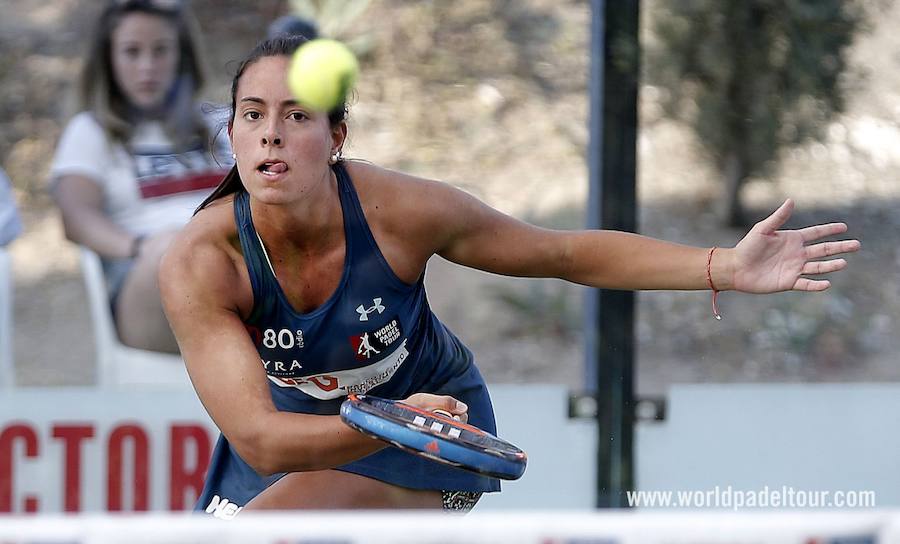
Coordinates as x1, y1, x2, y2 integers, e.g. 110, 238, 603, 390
344, 160, 470, 236
159, 194, 250, 315
167, 196, 238, 267
346, 160, 461, 203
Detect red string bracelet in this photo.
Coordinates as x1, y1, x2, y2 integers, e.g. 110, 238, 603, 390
706, 246, 722, 320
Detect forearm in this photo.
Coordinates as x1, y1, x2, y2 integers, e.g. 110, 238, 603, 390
247, 412, 385, 474
562, 230, 735, 291
60, 209, 136, 259
166, 242, 388, 476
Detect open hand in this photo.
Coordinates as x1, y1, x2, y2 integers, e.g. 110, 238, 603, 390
731, 199, 860, 294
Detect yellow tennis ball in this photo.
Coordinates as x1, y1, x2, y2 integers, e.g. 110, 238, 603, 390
288, 39, 358, 112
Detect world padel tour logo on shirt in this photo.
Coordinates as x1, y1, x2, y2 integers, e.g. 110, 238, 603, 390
350, 317, 403, 361
268, 340, 409, 400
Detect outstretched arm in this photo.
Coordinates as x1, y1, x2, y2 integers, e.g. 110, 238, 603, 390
410, 177, 859, 294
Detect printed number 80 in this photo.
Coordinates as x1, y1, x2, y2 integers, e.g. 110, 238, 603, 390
263, 328, 304, 349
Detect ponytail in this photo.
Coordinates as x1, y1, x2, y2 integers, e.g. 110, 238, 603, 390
194, 165, 243, 214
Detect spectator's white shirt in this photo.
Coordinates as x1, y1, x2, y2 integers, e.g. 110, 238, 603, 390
0, 167, 22, 246
49, 111, 232, 235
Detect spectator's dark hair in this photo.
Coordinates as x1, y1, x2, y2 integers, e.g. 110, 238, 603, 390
196, 35, 349, 213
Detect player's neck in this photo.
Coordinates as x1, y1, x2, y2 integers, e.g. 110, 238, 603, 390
251, 169, 343, 254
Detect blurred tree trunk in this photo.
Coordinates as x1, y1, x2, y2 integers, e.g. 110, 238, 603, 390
647, 1, 865, 229
721, 151, 749, 228
720, 4, 751, 229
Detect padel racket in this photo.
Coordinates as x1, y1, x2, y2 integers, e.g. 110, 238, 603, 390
340, 394, 527, 480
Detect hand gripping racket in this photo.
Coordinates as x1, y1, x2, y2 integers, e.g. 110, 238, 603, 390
339, 394, 527, 480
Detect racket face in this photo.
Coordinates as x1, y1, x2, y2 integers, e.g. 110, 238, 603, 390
340, 395, 527, 480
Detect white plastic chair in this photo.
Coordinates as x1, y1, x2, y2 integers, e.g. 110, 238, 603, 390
79, 247, 190, 389
0, 249, 13, 388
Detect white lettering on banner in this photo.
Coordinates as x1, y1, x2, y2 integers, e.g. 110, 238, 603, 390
205, 494, 243, 520
268, 340, 409, 399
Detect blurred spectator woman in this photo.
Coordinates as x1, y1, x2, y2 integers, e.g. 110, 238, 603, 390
50, 0, 230, 353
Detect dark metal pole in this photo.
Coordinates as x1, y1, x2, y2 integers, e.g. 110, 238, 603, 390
584, 0, 640, 508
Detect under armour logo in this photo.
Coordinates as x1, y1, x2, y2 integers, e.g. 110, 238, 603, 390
356, 298, 385, 321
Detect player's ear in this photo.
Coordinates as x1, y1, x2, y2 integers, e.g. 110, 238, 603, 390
331, 121, 347, 151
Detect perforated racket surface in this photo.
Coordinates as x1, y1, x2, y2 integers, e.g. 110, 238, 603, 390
340, 394, 527, 480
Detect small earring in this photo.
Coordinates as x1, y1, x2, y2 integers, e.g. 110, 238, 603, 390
231, 153, 237, 160
329, 149, 342, 164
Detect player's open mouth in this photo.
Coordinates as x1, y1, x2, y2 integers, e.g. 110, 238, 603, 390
257, 161, 288, 176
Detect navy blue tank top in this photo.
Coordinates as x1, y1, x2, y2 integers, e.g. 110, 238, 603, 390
196, 164, 499, 514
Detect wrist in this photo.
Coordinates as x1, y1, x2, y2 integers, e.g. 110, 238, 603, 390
705, 246, 733, 321
710, 247, 735, 292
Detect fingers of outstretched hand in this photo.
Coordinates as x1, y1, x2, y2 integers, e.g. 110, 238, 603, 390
793, 277, 831, 292
757, 199, 794, 233
801, 258, 846, 276
804, 239, 861, 260
797, 222, 847, 243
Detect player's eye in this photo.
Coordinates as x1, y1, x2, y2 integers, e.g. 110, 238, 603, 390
243, 111, 262, 121
288, 111, 308, 122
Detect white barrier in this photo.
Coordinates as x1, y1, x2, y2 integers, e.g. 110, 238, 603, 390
0, 511, 889, 543
638, 384, 900, 507
4, 383, 900, 514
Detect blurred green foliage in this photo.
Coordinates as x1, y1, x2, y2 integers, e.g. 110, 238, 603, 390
289, 0, 375, 55
485, 281, 582, 340
646, 0, 866, 226
483, 206, 584, 340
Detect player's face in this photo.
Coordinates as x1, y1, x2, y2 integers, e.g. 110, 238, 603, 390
230, 55, 344, 205
110, 13, 179, 110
